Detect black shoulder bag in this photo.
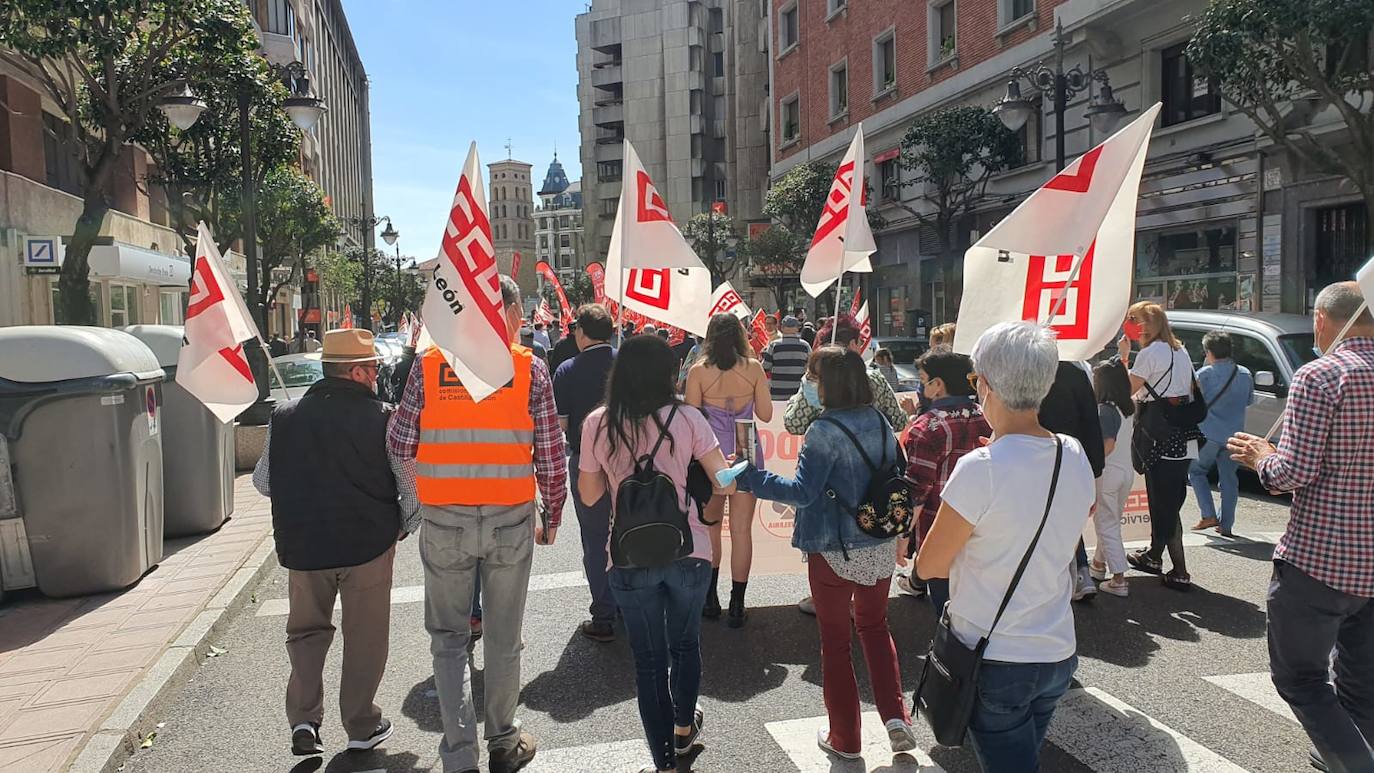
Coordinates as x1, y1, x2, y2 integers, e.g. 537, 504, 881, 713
912, 435, 1063, 748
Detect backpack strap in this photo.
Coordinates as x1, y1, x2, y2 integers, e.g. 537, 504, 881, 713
636, 403, 679, 471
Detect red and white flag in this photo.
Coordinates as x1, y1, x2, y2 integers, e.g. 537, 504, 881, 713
176, 222, 260, 423
749, 309, 770, 354
708, 281, 752, 322
954, 104, 1162, 360
586, 261, 607, 304
534, 299, 555, 326
801, 124, 876, 298
855, 301, 873, 351
849, 287, 863, 318
419, 141, 513, 402
535, 261, 573, 320
340, 304, 353, 330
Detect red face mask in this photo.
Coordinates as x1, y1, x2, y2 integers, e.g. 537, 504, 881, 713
1123, 320, 1144, 342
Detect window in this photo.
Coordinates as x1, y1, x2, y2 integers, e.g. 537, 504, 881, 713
51, 281, 101, 325
560, 234, 571, 248
159, 290, 184, 325
781, 96, 800, 142
1232, 334, 1287, 394
929, 2, 956, 64
1314, 202, 1369, 292
714, 178, 727, 199
560, 215, 570, 228
713, 50, 725, 77
878, 158, 899, 200
266, 0, 294, 36
828, 0, 847, 16
829, 62, 848, 117
1011, 103, 1042, 167
540, 217, 549, 229
597, 161, 622, 182
709, 7, 724, 33
1161, 42, 1220, 127
540, 235, 548, 249
780, 4, 799, 51
1000, 0, 1034, 27
109, 283, 140, 327
873, 32, 896, 93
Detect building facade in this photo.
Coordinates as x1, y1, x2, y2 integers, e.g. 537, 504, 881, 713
535, 155, 586, 283
575, 0, 771, 271
765, 0, 1370, 334
488, 159, 539, 293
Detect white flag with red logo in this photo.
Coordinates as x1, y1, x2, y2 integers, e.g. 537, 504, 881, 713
801, 124, 876, 298
709, 281, 752, 322
176, 222, 260, 423
535, 299, 555, 326
954, 104, 1162, 360
855, 300, 873, 351
420, 142, 514, 402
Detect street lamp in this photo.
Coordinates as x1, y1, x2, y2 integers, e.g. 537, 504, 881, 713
342, 214, 394, 331
159, 85, 207, 131
379, 217, 405, 326
993, 20, 1127, 171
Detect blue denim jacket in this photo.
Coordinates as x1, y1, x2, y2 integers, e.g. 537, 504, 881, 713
738, 406, 895, 554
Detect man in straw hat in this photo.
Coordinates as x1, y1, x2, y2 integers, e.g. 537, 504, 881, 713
253, 328, 408, 757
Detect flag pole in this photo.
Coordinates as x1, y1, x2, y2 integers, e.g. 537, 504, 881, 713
832, 271, 844, 345
1260, 299, 1367, 442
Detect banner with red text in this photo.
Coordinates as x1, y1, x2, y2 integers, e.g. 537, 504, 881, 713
535, 260, 573, 320
586, 261, 607, 305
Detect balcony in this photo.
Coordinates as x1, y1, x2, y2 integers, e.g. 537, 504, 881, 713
258, 29, 297, 67
594, 141, 624, 163
712, 119, 727, 139
594, 128, 624, 145
688, 114, 703, 134
591, 65, 623, 89
590, 18, 621, 52
687, 26, 703, 47
711, 75, 726, 96
593, 103, 624, 127
690, 158, 706, 177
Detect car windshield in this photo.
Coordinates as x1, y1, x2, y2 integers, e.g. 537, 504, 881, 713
880, 341, 924, 366
271, 359, 323, 388
1279, 333, 1319, 369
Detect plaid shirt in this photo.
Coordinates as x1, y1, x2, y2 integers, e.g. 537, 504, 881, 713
903, 397, 992, 542
386, 351, 567, 527
1258, 337, 1374, 597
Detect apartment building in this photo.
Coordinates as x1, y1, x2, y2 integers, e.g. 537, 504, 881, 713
535, 155, 586, 283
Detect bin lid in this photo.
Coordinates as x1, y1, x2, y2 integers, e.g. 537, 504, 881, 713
0, 326, 164, 383
123, 325, 185, 368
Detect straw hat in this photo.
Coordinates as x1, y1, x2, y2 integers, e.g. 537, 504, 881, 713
307, 329, 380, 363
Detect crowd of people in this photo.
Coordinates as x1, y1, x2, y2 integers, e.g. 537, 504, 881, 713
253, 276, 1374, 773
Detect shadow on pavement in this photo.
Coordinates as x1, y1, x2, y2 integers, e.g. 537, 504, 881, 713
402, 658, 485, 734
521, 630, 637, 721
1201, 536, 1277, 563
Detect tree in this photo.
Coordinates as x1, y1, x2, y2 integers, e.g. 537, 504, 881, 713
542, 271, 595, 314
315, 247, 361, 300
0, 0, 262, 324
1188, 0, 1374, 246
255, 167, 340, 322
681, 212, 742, 284
896, 105, 1021, 316
739, 224, 804, 310
373, 262, 425, 326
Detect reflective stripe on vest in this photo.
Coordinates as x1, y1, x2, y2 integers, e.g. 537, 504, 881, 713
416, 345, 536, 506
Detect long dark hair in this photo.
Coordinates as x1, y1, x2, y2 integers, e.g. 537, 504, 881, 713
813, 346, 873, 409
703, 313, 750, 371
602, 334, 680, 459
1093, 359, 1134, 418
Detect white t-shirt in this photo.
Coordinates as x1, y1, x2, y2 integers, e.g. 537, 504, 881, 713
940, 433, 1096, 664
1101, 403, 1135, 482
1130, 340, 1199, 459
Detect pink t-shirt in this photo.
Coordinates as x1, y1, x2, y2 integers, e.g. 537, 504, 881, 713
578, 404, 720, 563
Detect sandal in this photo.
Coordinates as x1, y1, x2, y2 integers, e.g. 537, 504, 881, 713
1162, 571, 1193, 591
1127, 549, 1162, 574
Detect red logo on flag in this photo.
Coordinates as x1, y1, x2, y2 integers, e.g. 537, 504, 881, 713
1021, 244, 1095, 340
636, 171, 672, 223
1044, 146, 1103, 194
709, 289, 743, 316
810, 161, 855, 248
626, 268, 672, 310
218, 344, 253, 382
440, 174, 504, 335
186, 259, 226, 320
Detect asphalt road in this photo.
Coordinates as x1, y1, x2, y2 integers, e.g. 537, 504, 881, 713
124, 483, 1311, 773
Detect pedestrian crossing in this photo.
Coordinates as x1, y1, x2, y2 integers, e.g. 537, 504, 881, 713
252, 569, 589, 617
518, 672, 1298, 773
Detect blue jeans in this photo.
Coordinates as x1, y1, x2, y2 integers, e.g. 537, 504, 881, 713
1268, 561, 1374, 773
609, 558, 711, 771
969, 656, 1078, 773
927, 579, 950, 618
571, 452, 617, 624
1189, 439, 1240, 531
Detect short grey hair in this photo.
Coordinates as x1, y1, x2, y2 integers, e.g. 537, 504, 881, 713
970, 321, 1059, 412
1315, 281, 1372, 326
499, 275, 521, 309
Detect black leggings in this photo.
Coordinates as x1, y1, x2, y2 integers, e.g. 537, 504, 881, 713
1145, 457, 1190, 573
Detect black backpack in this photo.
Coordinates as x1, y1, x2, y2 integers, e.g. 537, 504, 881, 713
610, 404, 695, 569
816, 409, 916, 547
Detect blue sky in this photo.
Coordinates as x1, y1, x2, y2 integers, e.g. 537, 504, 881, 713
343, 0, 583, 262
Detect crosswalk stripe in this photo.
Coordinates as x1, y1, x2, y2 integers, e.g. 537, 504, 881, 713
1121, 530, 1282, 551
764, 712, 946, 772
522, 738, 650, 772
1203, 672, 1298, 724
253, 570, 589, 617
1047, 687, 1249, 772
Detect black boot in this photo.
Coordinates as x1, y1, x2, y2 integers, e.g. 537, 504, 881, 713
727, 581, 747, 628
703, 568, 722, 619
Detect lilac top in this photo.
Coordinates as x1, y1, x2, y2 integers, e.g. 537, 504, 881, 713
701, 401, 765, 461
579, 404, 720, 563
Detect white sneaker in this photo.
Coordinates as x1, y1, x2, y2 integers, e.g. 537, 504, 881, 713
1072, 566, 1097, 601
798, 596, 816, 616
1100, 577, 1130, 597
885, 718, 917, 753
816, 728, 862, 760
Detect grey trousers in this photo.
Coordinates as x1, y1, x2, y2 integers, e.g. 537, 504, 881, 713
420, 501, 535, 773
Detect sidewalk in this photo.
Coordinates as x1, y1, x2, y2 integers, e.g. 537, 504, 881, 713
0, 475, 274, 773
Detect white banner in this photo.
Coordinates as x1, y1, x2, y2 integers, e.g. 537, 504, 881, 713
800, 125, 875, 298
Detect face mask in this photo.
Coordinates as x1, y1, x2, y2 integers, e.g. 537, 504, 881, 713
801, 380, 821, 407
1123, 320, 1144, 342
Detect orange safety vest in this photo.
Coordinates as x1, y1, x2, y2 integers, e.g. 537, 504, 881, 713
415, 345, 536, 506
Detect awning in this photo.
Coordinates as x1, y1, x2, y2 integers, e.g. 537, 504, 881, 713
873, 148, 900, 164
88, 242, 191, 286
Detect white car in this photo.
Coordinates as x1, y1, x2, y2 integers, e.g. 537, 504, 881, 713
268, 354, 323, 403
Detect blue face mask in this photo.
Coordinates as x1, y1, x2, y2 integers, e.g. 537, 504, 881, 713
801, 380, 821, 407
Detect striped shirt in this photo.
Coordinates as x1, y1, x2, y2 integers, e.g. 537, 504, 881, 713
762, 334, 812, 401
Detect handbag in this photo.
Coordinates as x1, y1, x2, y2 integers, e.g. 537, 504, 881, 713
912, 436, 1064, 747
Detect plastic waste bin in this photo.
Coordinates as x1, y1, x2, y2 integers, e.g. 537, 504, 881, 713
125, 325, 235, 537
0, 326, 165, 598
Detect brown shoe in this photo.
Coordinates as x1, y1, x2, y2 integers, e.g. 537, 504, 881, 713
1192, 518, 1220, 531
489, 730, 538, 773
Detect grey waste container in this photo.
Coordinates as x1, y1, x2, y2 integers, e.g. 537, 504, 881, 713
0, 326, 165, 598
125, 325, 235, 537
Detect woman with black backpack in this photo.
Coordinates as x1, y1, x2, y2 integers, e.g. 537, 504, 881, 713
734, 346, 918, 760
576, 334, 735, 773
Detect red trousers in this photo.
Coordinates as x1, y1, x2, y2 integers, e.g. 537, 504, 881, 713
808, 554, 910, 753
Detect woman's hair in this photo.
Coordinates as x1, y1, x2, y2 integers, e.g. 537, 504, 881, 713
929, 323, 957, 348
602, 334, 679, 459
703, 313, 750, 371
916, 345, 976, 397
815, 314, 862, 348
873, 348, 893, 365
970, 321, 1058, 412
1128, 301, 1181, 350
1093, 359, 1135, 419
813, 346, 873, 409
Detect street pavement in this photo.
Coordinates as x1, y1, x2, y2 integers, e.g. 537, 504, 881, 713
124, 483, 1311, 773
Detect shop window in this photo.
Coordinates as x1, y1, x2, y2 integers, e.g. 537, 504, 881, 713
1136, 223, 1237, 281
1314, 202, 1368, 293
109, 283, 140, 327
159, 290, 184, 325
1161, 43, 1221, 127
50, 281, 101, 325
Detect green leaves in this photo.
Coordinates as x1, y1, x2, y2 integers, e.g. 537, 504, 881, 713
898, 105, 1020, 198
681, 211, 741, 282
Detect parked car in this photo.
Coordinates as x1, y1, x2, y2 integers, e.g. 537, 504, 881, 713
1093, 310, 1317, 438
267, 354, 323, 403
865, 336, 926, 392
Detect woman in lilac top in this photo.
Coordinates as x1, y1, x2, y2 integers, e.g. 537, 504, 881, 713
578, 335, 733, 773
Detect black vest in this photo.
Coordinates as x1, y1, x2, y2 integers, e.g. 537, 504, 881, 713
268, 377, 399, 571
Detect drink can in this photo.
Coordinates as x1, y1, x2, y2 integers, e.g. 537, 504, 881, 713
734, 418, 757, 464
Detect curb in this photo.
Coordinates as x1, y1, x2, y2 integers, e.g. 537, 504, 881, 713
67, 534, 278, 773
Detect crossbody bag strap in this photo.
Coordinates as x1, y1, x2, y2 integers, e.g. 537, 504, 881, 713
1140, 354, 1175, 402
816, 415, 879, 473
1205, 364, 1240, 410
980, 435, 1063, 646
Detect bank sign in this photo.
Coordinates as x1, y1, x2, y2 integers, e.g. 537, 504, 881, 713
21, 236, 64, 274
